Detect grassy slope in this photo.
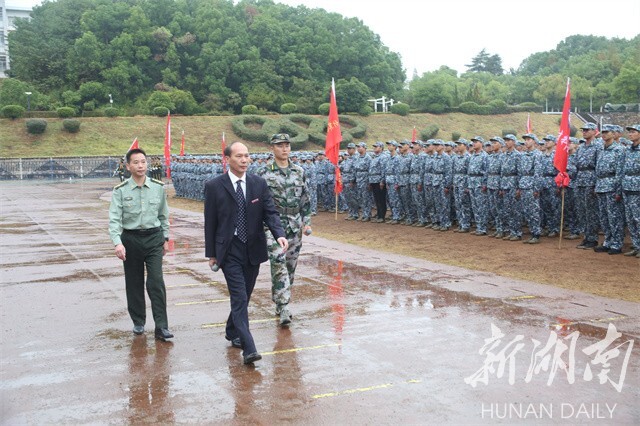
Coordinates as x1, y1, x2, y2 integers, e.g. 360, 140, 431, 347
0, 112, 567, 158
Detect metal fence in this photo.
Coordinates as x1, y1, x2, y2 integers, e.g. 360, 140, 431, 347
0, 157, 122, 180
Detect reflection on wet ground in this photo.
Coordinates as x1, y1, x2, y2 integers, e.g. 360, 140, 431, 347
1, 180, 638, 424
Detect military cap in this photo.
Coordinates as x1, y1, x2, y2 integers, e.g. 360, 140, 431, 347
504, 134, 517, 141
457, 138, 469, 145
542, 135, 557, 142
399, 139, 410, 145
346, 143, 356, 149
490, 136, 505, 144
425, 139, 435, 145
522, 133, 539, 141
433, 139, 444, 146
516, 140, 525, 146
373, 141, 384, 147
386, 140, 399, 147
569, 137, 579, 144
357, 142, 367, 148
580, 122, 598, 131
626, 124, 640, 132
614, 125, 624, 132
270, 133, 290, 144
470, 136, 485, 143
484, 140, 492, 147
418, 141, 427, 147
601, 124, 615, 132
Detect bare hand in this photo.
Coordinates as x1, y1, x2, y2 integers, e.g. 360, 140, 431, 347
277, 237, 289, 251
303, 225, 312, 236
115, 244, 126, 261
209, 257, 217, 268
163, 241, 169, 256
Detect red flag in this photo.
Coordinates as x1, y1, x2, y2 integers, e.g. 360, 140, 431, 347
324, 79, 343, 194
526, 113, 532, 133
411, 126, 417, 143
554, 78, 571, 187
127, 137, 139, 152
164, 112, 171, 178
221, 132, 228, 173
179, 130, 185, 156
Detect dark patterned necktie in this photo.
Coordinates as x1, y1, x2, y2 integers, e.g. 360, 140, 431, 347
235, 180, 247, 243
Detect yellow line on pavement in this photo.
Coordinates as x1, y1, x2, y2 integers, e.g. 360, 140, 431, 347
201, 318, 274, 328
175, 298, 229, 306
262, 343, 341, 356
313, 379, 421, 399
165, 269, 192, 274
506, 295, 537, 300
166, 281, 221, 288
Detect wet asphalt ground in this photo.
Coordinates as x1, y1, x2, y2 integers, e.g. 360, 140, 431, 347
1, 179, 638, 424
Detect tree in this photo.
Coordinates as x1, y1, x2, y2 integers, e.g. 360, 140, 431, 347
334, 77, 371, 113
466, 49, 503, 75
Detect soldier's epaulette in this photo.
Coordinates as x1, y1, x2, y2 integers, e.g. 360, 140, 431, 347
113, 181, 127, 190
150, 178, 165, 186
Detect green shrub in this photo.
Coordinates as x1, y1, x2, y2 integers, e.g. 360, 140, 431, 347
421, 124, 439, 140
62, 119, 81, 133
502, 129, 518, 138
426, 103, 446, 114
459, 102, 482, 114
28, 111, 58, 118
359, 105, 373, 116
488, 100, 509, 114
104, 107, 119, 117
153, 106, 169, 117
83, 101, 96, 111
147, 91, 175, 113
390, 103, 410, 116
26, 118, 47, 134
1, 105, 26, 119
318, 103, 330, 115
231, 115, 268, 142
56, 107, 76, 118
81, 111, 104, 117
241, 104, 259, 115
280, 103, 298, 114
451, 132, 461, 141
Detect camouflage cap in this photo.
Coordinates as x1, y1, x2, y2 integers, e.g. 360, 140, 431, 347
425, 139, 435, 145
569, 137, 579, 144
484, 141, 492, 147
490, 136, 505, 145
386, 140, 399, 147
504, 134, 517, 141
601, 124, 615, 132
522, 133, 539, 141
580, 122, 598, 131
626, 124, 640, 132
457, 138, 470, 145
470, 136, 485, 143
346, 143, 356, 149
357, 142, 367, 148
614, 125, 624, 133
400, 139, 410, 145
270, 133, 291, 144
516, 140, 525, 146
373, 141, 384, 147
433, 139, 444, 146
542, 135, 557, 142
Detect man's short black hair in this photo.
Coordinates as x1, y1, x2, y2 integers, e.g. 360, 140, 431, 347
126, 148, 146, 163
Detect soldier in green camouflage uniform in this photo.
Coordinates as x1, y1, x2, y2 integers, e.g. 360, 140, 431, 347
256, 134, 312, 326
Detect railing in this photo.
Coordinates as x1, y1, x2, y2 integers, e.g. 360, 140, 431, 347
0, 156, 121, 180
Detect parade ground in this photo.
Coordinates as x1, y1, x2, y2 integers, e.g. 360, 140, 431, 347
1, 179, 639, 424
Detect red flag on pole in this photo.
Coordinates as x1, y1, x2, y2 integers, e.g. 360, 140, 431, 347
221, 132, 228, 173
179, 130, 185, 156
526, 113, 532, 133
324, 78, 343, 194
411, 126, 417, 143
127, 137, 139, 152
554, 78, 571, 187
164, 112, 171, 179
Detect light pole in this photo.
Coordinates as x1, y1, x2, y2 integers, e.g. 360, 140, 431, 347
109, 94, 113, 107
25, 92, 32, 116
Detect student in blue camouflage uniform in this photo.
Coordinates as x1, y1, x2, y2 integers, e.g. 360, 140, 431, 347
256, 134, 312, 326
564, 139, 582, 239
518, 134, 544, 244
452, 139, 471, 232
315, 153, 328, 211
324, 153, 336, 210
622, 124, 640, 257
574, 123, 602, 249
468, 136, 490, 236
432, 139, 453, 231
384, 140, 403, 224
397, 140, 414, 225
593, 124, 626, 255
539, 135, 561, 237
354, 142, 373, 221
368, 141, 388, 223
487, 137, 505, 238
303, 156, 318, 215
409, 141, 427, 226
500, 134, 523, 240
422, 141, 437, 226
342, 143, 358, 220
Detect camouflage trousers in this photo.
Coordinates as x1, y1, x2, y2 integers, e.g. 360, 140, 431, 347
356, 181, 374, 219
564, 188, 581, 235
411, 184, 427, 223
469, 187, 488, 233
453, 186, 471, 230
540, 186, 561, 233
502, 188, 522, 237
520, 189, 542, 237
399, 185, 415, 222
387, 184, 403, 220
434, 186, 451, 227
422, 184, 436, 223
597, 192, 625, 250
344, 183, 359, 217
309, 186, 318, 214
266, 229, 303, 310
575, 186, 599, 243
623, 192, 640, 249
487, 189, 504, 233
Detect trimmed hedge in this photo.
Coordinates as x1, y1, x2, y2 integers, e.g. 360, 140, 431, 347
451, 132, 461, 141
279, 103, 297, 114
459, 102, 492, 115
104, 107, 119, 117
241, 105, 259, 115
1, 105, 26, 119
426, 103, 446, 114
390, 103, 410, 116
317, 103, 330, 115
26, 118, 47, 134
488, 100, 508, 114
56, 107, 76, 118
421, 124, 439, 140
359, 105, 373, 116
62, 119, 81, 133
153, 106, 169, 116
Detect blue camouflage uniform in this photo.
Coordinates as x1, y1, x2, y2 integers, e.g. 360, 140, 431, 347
500, 137, 522, 239
468, 138, 489, 234
432, 141, 453, 229
342, 147, 358, 219
409, 144, 427, 225
487, 137, 505, 236
574, 129, 602, 246
517, 141, 543, 239
354, 145, 373, 220
422, 143, 437, 225
384, 143, 402, 222
621, 125, 640, 254
452, 147, 471, 231
397, 143, 414, 224
539, 140, 561, 235
595, 130, 625, 252
303, 158, 318, 215
368, 144, 388, 221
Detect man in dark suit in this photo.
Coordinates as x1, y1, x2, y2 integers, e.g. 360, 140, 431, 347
204, 142, 288, 365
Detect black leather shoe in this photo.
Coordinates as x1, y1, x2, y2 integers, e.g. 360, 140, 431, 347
155, 328, 174, 341
608, 248, 622, 255
224, 334, 242, 348
243, 352, 262, 364
593, 245, 609, 253
132, 325, 144, 335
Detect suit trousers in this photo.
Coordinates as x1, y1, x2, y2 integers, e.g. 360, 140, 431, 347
222, 236, 260, 355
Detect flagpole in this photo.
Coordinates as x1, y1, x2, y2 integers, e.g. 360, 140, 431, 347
558, 187, 565, 249
335, 193, 338, 221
